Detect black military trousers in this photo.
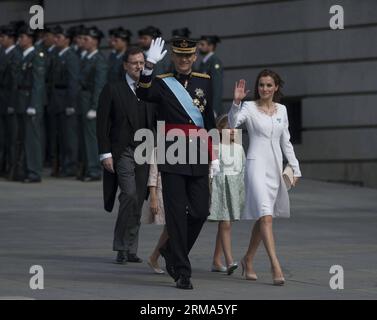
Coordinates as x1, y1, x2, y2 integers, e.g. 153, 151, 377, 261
161, 172, 210, 278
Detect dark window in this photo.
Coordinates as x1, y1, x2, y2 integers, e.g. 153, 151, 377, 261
281, 97, 302, 145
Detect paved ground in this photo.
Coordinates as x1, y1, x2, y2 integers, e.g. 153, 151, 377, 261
0, 175, 376, 300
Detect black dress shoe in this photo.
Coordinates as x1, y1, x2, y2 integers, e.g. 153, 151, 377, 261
82, 176, 101, 182
23, 176, 42, 183
115, 251, 127, 265
176, 276, 193, 290
127, 253, 143, 263
159, 247, 178, 281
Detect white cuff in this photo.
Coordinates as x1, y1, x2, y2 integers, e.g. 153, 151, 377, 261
142, 68, 153, 76
232, 101, 241, 108
100, 153, 112, 162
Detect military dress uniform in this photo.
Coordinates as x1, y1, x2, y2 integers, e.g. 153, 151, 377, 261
50, 28, 80, 176
78, 27, 108, 180
44, 42, 59, 173
136, 38, 217, 284
198, 36, 224, 117
107, 28, 131, 82
0, 31, 22, 179
16, 39, 46, 182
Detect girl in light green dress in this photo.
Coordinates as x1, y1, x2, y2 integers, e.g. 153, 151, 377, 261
208, 115, 246, 275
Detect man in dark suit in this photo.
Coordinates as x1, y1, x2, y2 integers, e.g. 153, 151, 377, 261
97, 47, 156, 265
136, 38, 220, 290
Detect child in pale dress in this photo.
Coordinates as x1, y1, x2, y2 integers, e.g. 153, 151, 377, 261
141, 150, 168, 274
208, 115, 246, 275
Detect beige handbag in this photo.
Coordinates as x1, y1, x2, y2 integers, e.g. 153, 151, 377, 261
283, 165, 294, 191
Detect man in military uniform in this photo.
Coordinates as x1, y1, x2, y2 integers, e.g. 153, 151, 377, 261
136, 37, 220, 290
198, 35, 224, 117
78, 26, 108, 181
69, 25, 86, 59
42, 27, 60, 174
165, 28, 192, 73
137, 26, 167, 76
107, 27, 132, 82
15, 26, 46, 183
0, 25, 22, 179
49, 26, 80, 177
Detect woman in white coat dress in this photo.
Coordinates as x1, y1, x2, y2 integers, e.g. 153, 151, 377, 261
228, 69, 302, 286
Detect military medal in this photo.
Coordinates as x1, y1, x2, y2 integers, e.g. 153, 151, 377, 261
195, 88, 204, 98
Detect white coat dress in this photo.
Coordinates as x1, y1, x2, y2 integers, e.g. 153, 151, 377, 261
228, 101, 302, 220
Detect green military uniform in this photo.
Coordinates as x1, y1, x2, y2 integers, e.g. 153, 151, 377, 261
199, 53, 224, 116
0, 38, 22, 178
50, 45, 80, 176
16, 45, 46, 181
79, 49, 108, 179
107, 27, 131, 82
198, 36, 224, 117
107, 50, 124, 82
44, 44, 59, 173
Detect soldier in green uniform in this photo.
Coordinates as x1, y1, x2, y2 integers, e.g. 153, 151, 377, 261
15, 26, 46, 183
69, 25, 87, 59
42, 27, 60, 174
0, 25, 22, 179
198, 35, 224, 117
107, 27, 131, 82
49, 26, 80, 177
78, 26, 108, 181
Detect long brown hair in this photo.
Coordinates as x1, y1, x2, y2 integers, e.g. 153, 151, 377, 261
254, 69, 284, 103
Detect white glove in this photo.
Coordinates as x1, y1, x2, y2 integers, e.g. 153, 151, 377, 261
210, 159, 221, 179
66, 108, 76, 116
146, 37, 168, 65
7, 107, 15, 114
26, 107, 37, 116
86, 109, 97, 120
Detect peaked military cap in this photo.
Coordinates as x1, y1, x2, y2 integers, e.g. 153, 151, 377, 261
112, 27, 132, 41
84, 26, 104, 40
172, 27, 191, 39
0, 25, 17, 37
200, 35, 221, 45
138, 26, 162, 38
52, 25, 75, 40
17, 25, 37, 41
171, 37, 198, 55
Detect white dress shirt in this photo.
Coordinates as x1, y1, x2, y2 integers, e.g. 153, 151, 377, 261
23, 46, 35, 58
202, 52, 215, 64
5, 45, 16, 55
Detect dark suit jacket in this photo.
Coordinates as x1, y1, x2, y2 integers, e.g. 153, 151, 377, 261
97, 77, 156, 212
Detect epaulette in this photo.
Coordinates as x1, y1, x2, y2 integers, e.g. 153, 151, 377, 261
156, 73, 174, 79
191, 72, 211, 79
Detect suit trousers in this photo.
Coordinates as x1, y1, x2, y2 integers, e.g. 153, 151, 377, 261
113, 147, 149, 254
161, 172, 210, 278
